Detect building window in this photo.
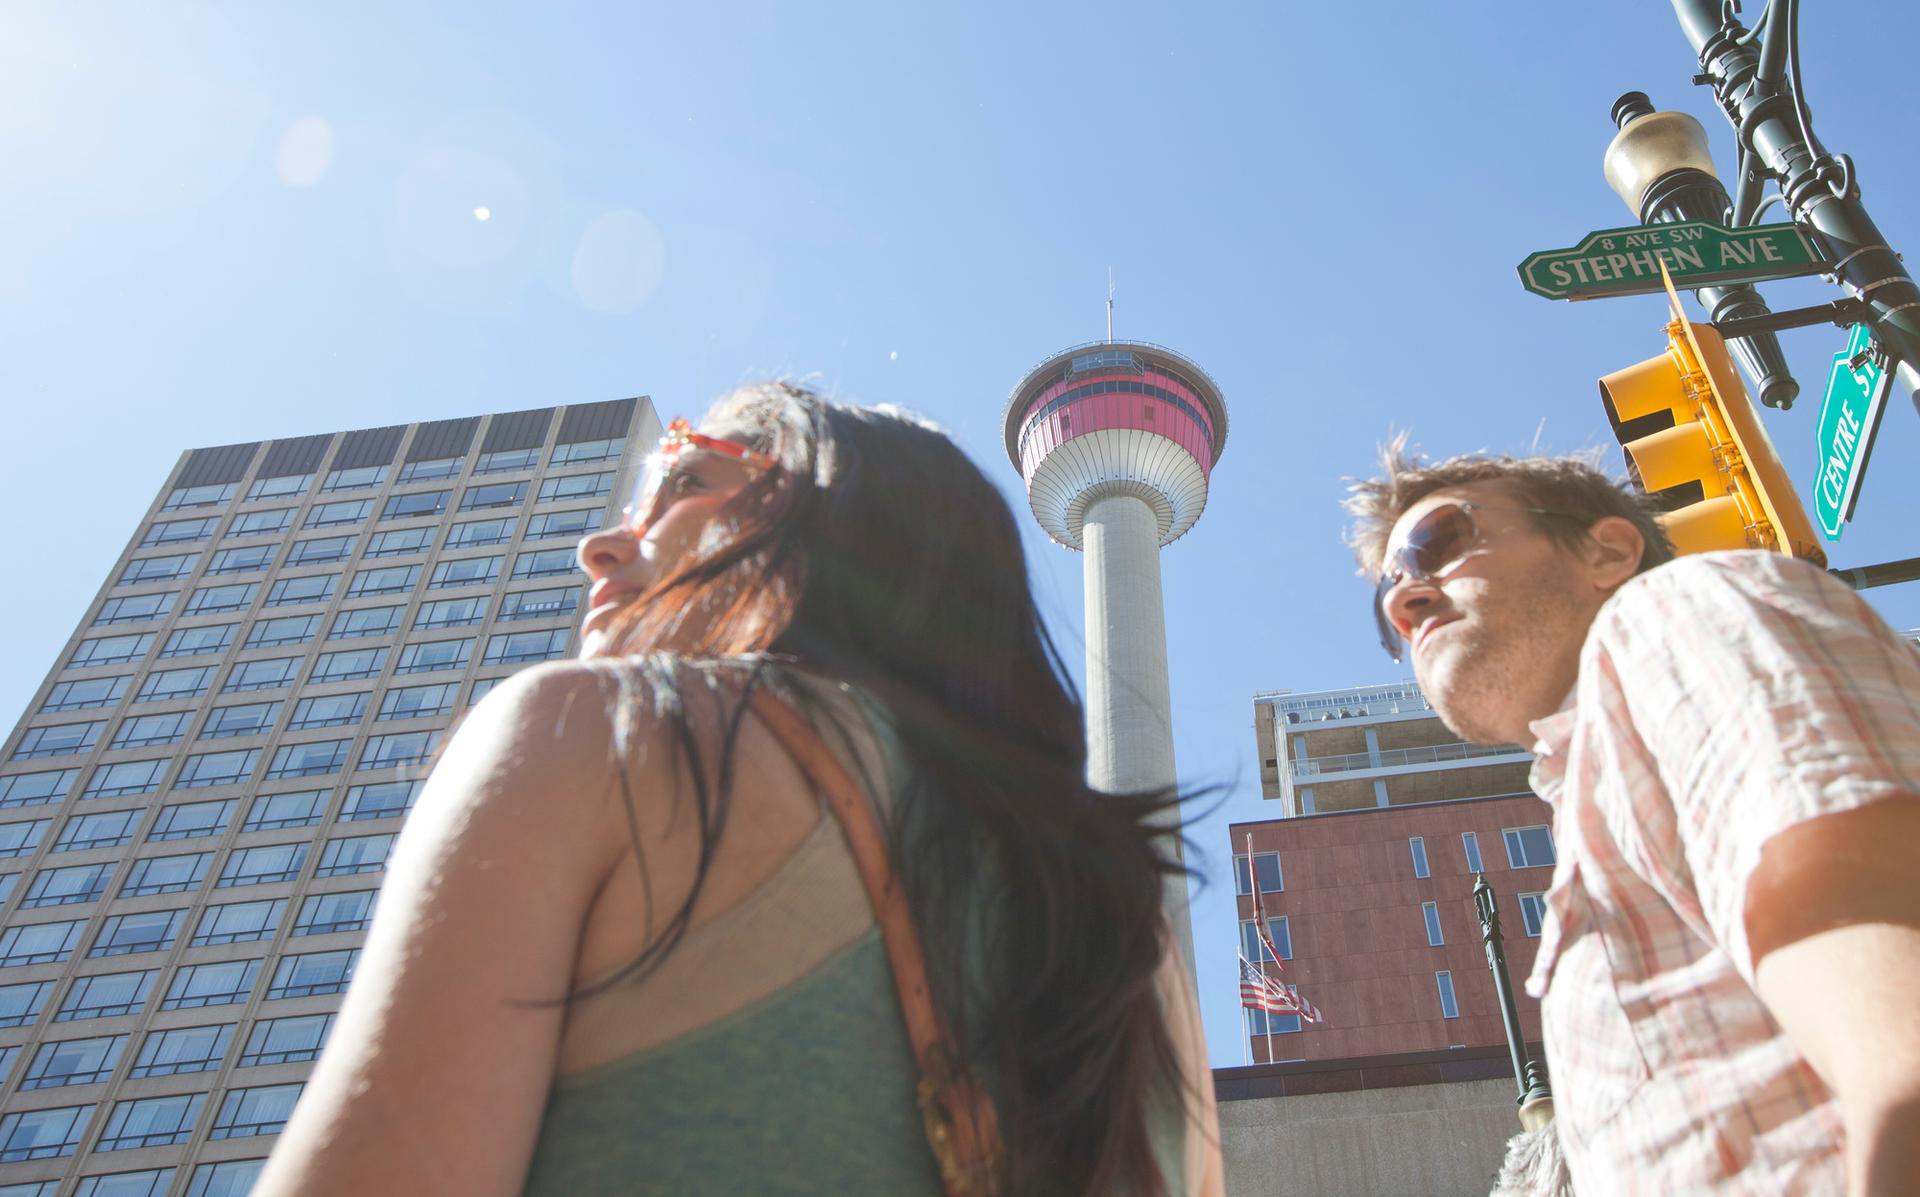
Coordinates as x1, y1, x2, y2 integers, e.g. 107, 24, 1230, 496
1246, 1009, 1301, 1036
265, 739, 351, 780
293, 889, 376, 936
88, 910, 181, 959
1503, 826, 1557, 870
55, 810, 142, 851
95, 1093, 204, 1151
205, 545, 276, 576
162, 481, 236, 510
184, 582, 256, 615
1422, 900, 1445, 946
199, 702, 280, 741
550, 436, 625, 466
1236, 853, 1282, 899
129, 1024, 233, 1080
136, 666, 214, 702
330, 605, 402, 640
211, 1082, 304, 1140
22, 864, 115, 908
1518, 892, 1547, 938
287, 692, 368, 730
0, 769, 77, 809
243, 791, 328, 832
148, 799, 237, 841
70, 634, 155, 668
347, 564, 419, 598
1409, 836, 1430, 879
265, 575, 338, 608
77, 772, 158, 825
340, 781, 418, 822
54, 970, 154, 1022
192, 898, 288, 947
498, 587, 580, 622
268, 950, 360, 999
21, 1034, 127, 1088
161, 960, 260, 1011
14, 720, 104, 760
119, 852, 211, 898
306, 499, 373, 529
286, 535, 354, 566
242, 615, 320, 650
414, 597, 487, 629
240, 1013, 334, 1068
159, 624, 235, 659
94, 593, 176, 625
0, 819, 51, 857
186, 1159, 267, 1195
142, 517, 219, 547
108, 711, 191, 749
467, 676, 506, 705
525, 509, 597, 541
0, 918, 87, 965
246, 473, 312, 501
359, 732, 440, 772
379, 683, 457, 721
475, 447, 539, 475
445, 516, 514, 548
1462, 831, 1484, 874
0, 1103, 95, 1160
310, 647, 387, 684
316, 834, 394, 878
217, 843, 310, 887
458, 481, 526, 511
397, 456, 463, 484
117, 554, 196, 586
174, 748, 258, 789
1238, 917, 1292, 962
223, 657, 300, 693
429, 555, 502, 589
511, 548, 576, 579
537, 471, 613, 503
226, 508, 294, 538
481, 628, 569, 665
395, 638, 473, 675
381, 491, 450, 520
1435, 970, 1460, 1019
0, 980, 52, 1027
364, 526, 433, 558
322, 464, 387, 492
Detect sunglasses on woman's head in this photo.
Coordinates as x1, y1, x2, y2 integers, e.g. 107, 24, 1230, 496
622, 417, 778, 533
1372, 500, 1568, 663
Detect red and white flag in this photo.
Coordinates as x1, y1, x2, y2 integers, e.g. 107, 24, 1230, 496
1238, 957, 1327, 1025
1244, 834, 1286, 973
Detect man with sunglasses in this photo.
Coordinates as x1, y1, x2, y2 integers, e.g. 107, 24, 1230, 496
1347, 443, 1920, 1196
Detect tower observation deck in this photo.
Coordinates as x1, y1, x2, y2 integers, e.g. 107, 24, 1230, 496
1003, 340, 1227, 977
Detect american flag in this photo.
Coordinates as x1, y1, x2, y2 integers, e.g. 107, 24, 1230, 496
1239, 957, 1327, 1024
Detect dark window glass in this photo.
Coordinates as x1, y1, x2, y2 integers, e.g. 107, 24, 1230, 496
359, 732, 440, 771
70, 635, 154, 668
88, 910, 181, 958
268, 949, 358, 998
198, 702, 279, 741
80, 761, 167, 799
94, 593, 175, 625
0, 918, 87, 965
364, 527, 432, 558
511, 548, 575, 579
129, 1024, 232, 1079
394, 638, 471, 675
246, 473, 311, 501
135, 666, 213, 702
329, 605, 402, 640
147, 799, 236, 841
117, 554, 196, 585
265, 740, 350, 780
396, 457, 462, 483
445, 517, 513, 548
497, 587, 579, 622
264, 576, 337, 608
346, 564, 418, 597
210, 1082, 304, 1140
191, 898, 287, 947
243, 791, 327, 832
42, 677, 129, 712
286, 535, 353, 566
225, 508, 293, 538
22, 863, 114, 908
223, 658, 300, 693
482, 629, 569, 665
474, 447, 539, 474
428, 555, 501, 588
315, 834, 393, 878
13, 722, 104, 759
0, 819, 51, 857
54, 809, 141, 851
216, 843, 309, 887
238, 1013, 332, 1067
159, 624, 234, 659
162, 481, 236, 510
183, 582, 255, 615
525, 509, 597, 541
161, 960, 260, 1010
305, 499, 371, 528
550, 437, 625, 465
292, 890, 375, 936
142, 517, 218, 547
54, 971, 154, 1022
95, 1093, 202, 1151
173, 749, 258, 789
1232, 852, 1285, 896
287, 692, 369, 730
339, 780, 417, 822
243, 615, 319, 648
0, 979, 53, 1027
458, 481, 527, 511
1503, 826, 1557, 869
205, 545, 275, 575
380, 491, 449, 520
0, 1103, 94, 1160
322, 465, 386, 491
537, 471, 613, 503
21, 1033, 127, 1088
414, 597, 487, 629
119, 852, 211, 897
0, 769, 77, 809
310, 647, 387, 683
378, 683, 457, 721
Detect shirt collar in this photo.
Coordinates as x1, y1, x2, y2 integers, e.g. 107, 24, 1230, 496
1526, 687, 1579, 805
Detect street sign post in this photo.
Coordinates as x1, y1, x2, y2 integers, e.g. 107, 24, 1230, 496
1518, 220, 1825, 300
1813, 324, 1891, 541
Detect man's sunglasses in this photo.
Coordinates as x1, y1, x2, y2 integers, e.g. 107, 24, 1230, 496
622, 417, 778, 533
1372, 501, 1569, 663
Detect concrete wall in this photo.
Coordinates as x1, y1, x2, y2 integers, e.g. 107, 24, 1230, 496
1220, 1078, 1518, 1197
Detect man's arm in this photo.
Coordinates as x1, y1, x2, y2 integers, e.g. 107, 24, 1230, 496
1749, 798, 1920, 1197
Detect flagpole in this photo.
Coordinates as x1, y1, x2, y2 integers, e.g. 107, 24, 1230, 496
1241, 1007, 1252, 1065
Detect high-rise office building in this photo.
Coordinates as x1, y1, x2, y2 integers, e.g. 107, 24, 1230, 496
0, 398, 659, 1196
1233, 681, 1550, 1063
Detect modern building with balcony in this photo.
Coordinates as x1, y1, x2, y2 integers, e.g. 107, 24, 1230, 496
0, 398, 658, 1197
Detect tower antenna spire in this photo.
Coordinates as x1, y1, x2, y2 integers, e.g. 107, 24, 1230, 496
1106, 267, 1115, 343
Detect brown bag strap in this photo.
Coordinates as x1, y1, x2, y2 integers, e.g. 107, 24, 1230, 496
748, 688, 1003, 1197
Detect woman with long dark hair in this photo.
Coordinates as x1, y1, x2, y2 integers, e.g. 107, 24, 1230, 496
257, 383, 1222, 1196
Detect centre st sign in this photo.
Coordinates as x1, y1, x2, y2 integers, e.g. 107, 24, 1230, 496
1813, 323, 1891, 541
1517, 220, 1825, 300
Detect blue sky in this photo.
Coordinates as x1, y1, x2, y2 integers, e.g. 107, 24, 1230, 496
3, 2, 1917, 1068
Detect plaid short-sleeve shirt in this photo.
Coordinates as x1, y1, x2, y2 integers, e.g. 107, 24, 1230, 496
1524, 551, 1920, 1195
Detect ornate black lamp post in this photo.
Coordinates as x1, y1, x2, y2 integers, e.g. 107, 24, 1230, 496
1473, 873, 1554, 1129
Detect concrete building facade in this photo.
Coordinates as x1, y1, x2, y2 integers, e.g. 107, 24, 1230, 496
0, 398, 658, 1197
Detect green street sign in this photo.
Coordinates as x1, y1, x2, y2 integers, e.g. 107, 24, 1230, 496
1517, 220, 1825, 300
1813, 323, 1890, 541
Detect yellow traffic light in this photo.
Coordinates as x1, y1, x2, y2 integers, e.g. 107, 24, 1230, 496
1599, 316, 1826, 566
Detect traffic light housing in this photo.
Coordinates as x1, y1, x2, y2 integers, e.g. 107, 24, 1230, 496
1599, 317, 1826, 565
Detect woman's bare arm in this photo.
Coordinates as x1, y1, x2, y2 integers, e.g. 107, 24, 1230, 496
254, 663, 635, 1197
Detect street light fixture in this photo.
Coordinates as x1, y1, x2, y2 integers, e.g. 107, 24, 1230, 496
1603, 92, 1801, 410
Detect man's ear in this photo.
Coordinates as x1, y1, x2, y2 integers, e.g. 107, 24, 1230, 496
1580, 516, 1646, 590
